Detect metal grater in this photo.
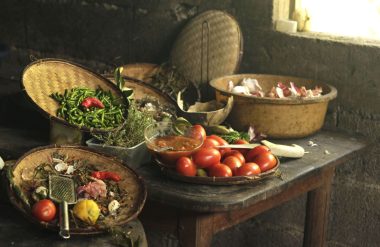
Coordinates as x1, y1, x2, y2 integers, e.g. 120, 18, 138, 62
49, 175, 76, 239
49, 175, 76, 203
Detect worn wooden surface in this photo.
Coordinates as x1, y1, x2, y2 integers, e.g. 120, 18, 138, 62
137, 130, 367, 212
138, 131, 366, 247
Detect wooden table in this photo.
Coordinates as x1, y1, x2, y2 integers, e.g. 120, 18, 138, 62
137, 130, 367, 247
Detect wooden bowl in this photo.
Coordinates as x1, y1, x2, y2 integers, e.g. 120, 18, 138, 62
210, 74, 337, 138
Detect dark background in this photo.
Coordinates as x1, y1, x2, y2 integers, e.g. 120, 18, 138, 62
0, 0, 379, 246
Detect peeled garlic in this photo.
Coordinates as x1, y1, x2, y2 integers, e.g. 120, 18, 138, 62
55, 162, 68, 172
240, 78, 262, 93
231, 86, 250, 95
108, 199, 120, 215
66, 165, 75, 175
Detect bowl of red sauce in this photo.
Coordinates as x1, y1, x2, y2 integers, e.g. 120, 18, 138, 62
144, 121, 204, 167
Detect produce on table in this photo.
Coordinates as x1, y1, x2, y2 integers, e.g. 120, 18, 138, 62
73, 199, 100, 225
10, 151, 129, 229
108, 200, 121, 215
227, 78, 323, 99
91, 171, 121, 182
235, 163, 261, 176
161, 124, 282, 178
208, 163, 232, 177
50, 87, 126, 129
145, 121, 204, 166
32, 199, 57, 222
192, 148, 221, 169
92, 101, 155, 148
222, 155, 243, 175
32, 186, 48, 201
175, 157, 197, 177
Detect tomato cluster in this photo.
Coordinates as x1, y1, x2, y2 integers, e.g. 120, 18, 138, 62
175, 127, 277, 178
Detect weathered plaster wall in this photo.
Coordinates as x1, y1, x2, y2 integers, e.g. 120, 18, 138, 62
0, 0, 378, 246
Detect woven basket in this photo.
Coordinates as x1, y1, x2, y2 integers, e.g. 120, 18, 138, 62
21, 58, 125, 133
170, 10, 243, 86
8, 145, 147, 235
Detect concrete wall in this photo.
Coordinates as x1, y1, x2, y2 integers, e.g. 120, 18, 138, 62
0, 0, 379, 246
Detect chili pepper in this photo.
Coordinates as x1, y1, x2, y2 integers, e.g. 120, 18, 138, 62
91, 171, 121, 182
81, 97, 105, 109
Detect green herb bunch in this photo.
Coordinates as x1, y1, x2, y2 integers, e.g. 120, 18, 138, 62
92, 101, 155, 147
51, 87, 126, 129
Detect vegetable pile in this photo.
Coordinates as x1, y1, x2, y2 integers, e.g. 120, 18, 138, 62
150, 124, 278, 178
228, 78, 323, 99
92, 101, 155, 147
51, 87, 126, 129
9, 152, 129, 227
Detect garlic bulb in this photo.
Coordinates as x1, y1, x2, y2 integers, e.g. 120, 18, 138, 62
231, 86, 250, 95
108, 199, 120, 215
240, 78, 262, 93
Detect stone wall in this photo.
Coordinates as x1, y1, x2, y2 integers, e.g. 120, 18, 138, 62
0, 0, 379, 246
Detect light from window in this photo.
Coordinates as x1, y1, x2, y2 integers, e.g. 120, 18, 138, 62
301, 0, 380, 40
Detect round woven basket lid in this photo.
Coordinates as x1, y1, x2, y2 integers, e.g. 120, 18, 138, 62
170, 10, 243, 86
21, 59, 125, 132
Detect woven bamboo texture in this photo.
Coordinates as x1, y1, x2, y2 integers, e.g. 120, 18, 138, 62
21, 59, 124, 132
10, 145, 147, 234
170, 10, 243, 85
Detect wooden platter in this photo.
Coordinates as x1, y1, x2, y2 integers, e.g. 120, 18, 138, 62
5, 145, 147, 235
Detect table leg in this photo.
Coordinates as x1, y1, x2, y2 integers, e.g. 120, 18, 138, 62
178, 213, 214, 247
303, 167, 335, 247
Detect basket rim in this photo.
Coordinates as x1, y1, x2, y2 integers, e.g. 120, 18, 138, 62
10, 144, 147, 234
20, 58, 126, 133
170, 10, 244, 84
209, 73, 338, 104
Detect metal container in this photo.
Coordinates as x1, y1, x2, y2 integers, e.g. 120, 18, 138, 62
86, 139, 150, 169
209, 74, 337, 139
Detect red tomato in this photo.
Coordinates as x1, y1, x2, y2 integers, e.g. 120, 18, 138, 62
208, 163, 232, 177
222, 156, 243, 175
188, 124, 206, 141
252, 152, 277, 172
192, 148, 221, 168
32, 199, 57, 222
223, 150, 245, 164
245, 145, 271, 162
232, 139, 249, 156
235, 163, 261, 176
208, 135, 231, 156
202, 137, 220, 149
176, 157, 197, 176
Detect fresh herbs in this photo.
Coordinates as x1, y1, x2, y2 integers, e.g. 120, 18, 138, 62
51, 87, 126, 129
92, 102, 155, 147
150, 63, 196, 100
220, 131, 250, 143
136, 96, 176, 122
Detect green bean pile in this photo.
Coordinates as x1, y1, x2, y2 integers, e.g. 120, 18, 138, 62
51, 87, 126, 129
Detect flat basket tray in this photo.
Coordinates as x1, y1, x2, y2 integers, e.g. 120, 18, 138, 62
6, 145, 147, 235
154, 157, 280, 185
21, 58, 126, 133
